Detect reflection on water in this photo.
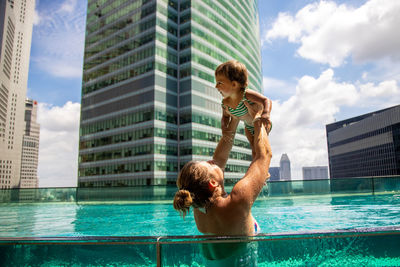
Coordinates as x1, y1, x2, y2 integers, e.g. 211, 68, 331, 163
73, 202, 200, 236
0, 203, 77, 237
33, 204, 77, 236
253, 194, 400, 233
0, 204, 29, 237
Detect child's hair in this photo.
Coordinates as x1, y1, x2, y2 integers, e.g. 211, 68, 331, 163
215, 60, 248, 90
173, 161, 214, 218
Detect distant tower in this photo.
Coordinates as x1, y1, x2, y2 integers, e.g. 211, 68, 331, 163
280, 153, 291, 180
268, 167, 280, 181
269, 160, 292, 195
302, 166, 328, 180
302, 166, 330, 194
0, 0, 36, 189
20, 99, 40, 188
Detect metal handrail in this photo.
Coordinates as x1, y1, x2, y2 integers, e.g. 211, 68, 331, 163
1, 226, 399, 245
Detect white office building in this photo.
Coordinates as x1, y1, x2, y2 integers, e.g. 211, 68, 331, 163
20, 99, 39, 188
0, 0, 35, 189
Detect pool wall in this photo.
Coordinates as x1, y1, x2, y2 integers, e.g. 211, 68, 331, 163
0, 176, 399, 203
1, 227, 399, 266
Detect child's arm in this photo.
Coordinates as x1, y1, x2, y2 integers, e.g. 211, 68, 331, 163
245, 89, 272, 127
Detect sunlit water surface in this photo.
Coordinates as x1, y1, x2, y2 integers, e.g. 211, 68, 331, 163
1, 194, 399, 237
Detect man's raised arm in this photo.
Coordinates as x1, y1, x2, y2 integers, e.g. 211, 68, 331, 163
212, 116, 240, 170
231, 102, 272, 206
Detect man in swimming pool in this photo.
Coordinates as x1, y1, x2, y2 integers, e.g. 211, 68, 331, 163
173, 101, 272, 236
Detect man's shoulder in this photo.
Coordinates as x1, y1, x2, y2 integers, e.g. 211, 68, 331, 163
226, 181, 253, 208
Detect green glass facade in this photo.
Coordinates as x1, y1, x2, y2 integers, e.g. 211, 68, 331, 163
78, 0, 262, 187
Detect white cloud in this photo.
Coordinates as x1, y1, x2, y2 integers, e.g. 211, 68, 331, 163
33, 8, 41, 25
267, 69, 399, 179
32, 57, 83, 78
263, 77, 286, 89
357, 79, 400, 109
265, 0, 400, 67
59, 0, 77, 13
277, 69, 359, 127
37, 102, 80, 187
31, 1, 86, 78
359, 80, 399, 98
263, 76, 291, 92
263, 76, 296, 100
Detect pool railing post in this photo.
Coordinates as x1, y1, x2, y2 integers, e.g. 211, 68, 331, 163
372, 177, 375, 194
157, 236, 161, 267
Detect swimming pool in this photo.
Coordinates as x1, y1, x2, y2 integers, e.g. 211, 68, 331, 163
1, 177, 400, 266
1, 192, 400, 266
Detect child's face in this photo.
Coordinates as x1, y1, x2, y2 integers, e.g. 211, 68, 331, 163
215, 74, 240, 98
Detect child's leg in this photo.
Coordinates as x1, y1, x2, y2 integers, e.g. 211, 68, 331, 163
244, 128, 256, 159
264, 98, 273, 134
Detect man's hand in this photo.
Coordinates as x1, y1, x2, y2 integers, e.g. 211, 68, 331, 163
245, 99, 272, 134
261, 98, 272, 133
243, 101, 263, 120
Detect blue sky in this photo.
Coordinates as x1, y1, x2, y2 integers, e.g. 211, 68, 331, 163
29, 0, 400, 187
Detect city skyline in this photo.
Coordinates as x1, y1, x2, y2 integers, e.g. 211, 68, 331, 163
27, 0, 400, 187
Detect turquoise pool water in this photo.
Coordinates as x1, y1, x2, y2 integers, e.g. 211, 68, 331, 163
1, 193, 399, 237
1, 192, 400, 266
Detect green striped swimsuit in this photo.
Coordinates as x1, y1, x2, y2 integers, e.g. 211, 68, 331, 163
222, 91, 255, 135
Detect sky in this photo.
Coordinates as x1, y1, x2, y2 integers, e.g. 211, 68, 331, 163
28, 0, 400, 187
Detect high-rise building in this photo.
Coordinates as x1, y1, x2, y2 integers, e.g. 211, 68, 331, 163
0, 0, 35, 189
78, 0, 262, 187
279, 153, 291, 180
326, 105, 400, 179
268, 167, 280, 181
302, 166, 330, 194
268, 162, 292, 195
302, 166, 328, 180
19, 99, 40, 188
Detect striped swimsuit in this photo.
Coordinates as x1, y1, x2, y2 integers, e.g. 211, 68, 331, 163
222, 91, 255, 135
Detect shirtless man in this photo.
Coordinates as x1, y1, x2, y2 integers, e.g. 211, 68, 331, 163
173, 101, 272, 235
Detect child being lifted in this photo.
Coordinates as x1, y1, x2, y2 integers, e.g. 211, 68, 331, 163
215, 60, 272, 155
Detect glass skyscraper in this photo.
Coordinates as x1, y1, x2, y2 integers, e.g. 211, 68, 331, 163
78, 0, 262, 187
